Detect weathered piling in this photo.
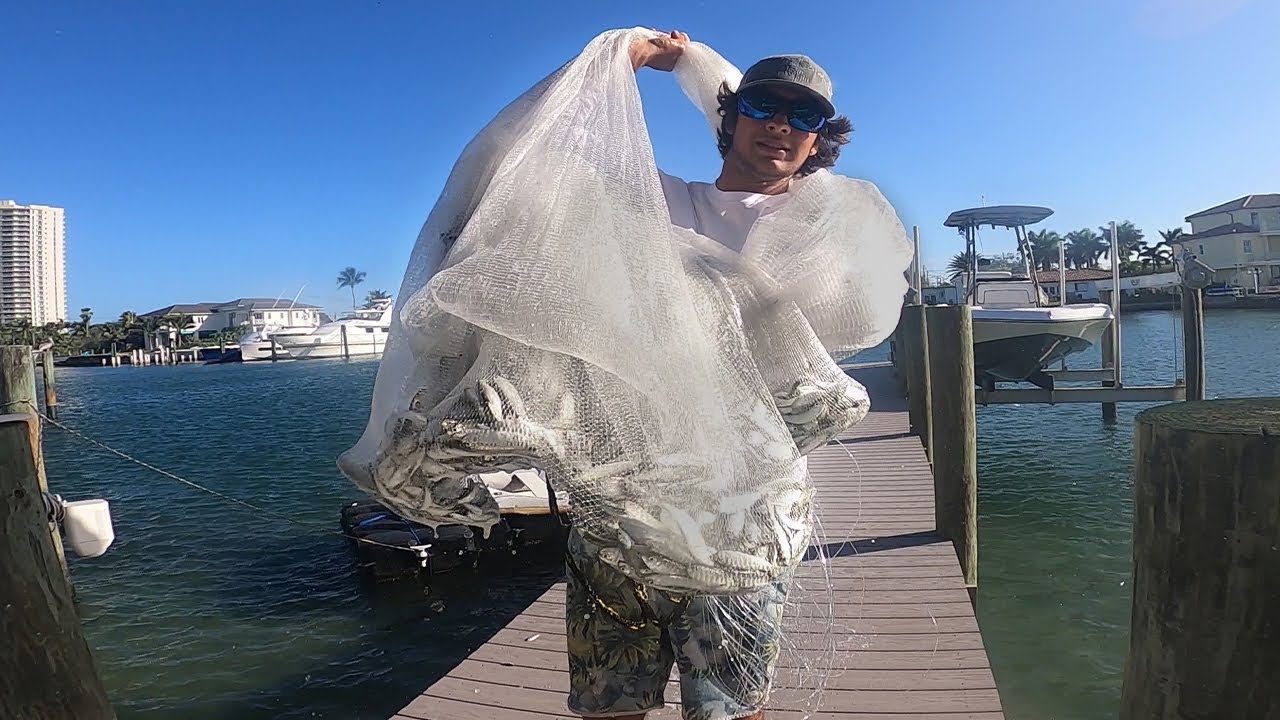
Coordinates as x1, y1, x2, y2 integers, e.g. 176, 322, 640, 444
1182, 286, 1205, 401
1, 346, 38, 416
898, 304, 932, 462
41, 350, 58, 419
340, 324, 350, 360
1, 346, 70, 583
924, 305, 977, 596
1121, 399, 1280, 720
0, 414, 116, 720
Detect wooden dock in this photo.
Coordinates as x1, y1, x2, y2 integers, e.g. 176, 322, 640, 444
391, 364, 1003, 719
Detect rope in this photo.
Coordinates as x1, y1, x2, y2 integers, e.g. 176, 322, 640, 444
39, 413, 423, 555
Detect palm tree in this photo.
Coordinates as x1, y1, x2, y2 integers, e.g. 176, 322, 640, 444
1025, 230, 1064, 272
1139, 243, 1174, 272
1099, 221, 1145, 264
140, 316, 164, 351
947, 251, 988, 278
1065, 229, 1105, 269
118, 310, 139, 329
161, 313, 191, 348
362, 289, 391, 309
77, 307, 93, 335
337, 267, 367, 310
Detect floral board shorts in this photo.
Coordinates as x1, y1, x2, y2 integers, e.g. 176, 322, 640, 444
564, 529, 790, 720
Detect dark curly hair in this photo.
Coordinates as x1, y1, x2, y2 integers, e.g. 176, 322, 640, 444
715, 82, 853, 177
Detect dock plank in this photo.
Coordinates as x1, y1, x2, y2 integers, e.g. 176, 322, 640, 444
391, 365, 1003, 718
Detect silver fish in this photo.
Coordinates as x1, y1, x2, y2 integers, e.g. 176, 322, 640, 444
477, 380, 506, 420
490, 376, 526, 418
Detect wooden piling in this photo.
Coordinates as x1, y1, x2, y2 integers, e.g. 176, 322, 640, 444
2, 346, 38, 416
898, 304, 932, 462
1, 346, 70, 585
41, 349, 57, 419
340, 324, 350, 360
1121, 399, 1280, 720
0, 414, 116, 720
924, 305, 977, 597
1182, 286, 1205, 401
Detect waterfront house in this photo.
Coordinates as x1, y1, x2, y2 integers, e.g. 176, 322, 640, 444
142, 298, 325, 339
141, 303, 220, 333
204, 298, 325, 333
1034, 268, 1114, 303
1173, 194, 1280, 291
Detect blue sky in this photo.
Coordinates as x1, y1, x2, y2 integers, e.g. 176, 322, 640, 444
4, 0, 1276, 319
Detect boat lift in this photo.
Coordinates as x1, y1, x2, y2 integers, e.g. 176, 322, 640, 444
918, 218, 1208, 413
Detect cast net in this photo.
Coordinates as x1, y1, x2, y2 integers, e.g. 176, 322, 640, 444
338, 28, 910, 600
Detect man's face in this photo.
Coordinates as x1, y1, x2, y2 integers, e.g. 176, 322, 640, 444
725, 84, 822, 182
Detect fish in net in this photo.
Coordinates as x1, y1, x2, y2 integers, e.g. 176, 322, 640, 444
337, 26, 912, 712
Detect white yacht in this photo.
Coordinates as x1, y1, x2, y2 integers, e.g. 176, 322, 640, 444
271, 299, 394, 359
202, 297, 325, 362
238, 326, 318, 361
944, 206, 1114, 390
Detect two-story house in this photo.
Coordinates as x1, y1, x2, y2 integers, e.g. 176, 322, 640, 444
143, 298, 324, 338
1175, 194, 1280, 291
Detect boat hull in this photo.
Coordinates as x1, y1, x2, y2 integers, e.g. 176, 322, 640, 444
971, 305, 1112, 383
239, 342, 292, 361
277, 339, 385, 359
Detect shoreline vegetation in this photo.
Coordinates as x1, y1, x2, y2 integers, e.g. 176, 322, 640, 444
0, 281, 392, 359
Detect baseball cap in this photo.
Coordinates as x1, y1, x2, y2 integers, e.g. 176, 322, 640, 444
737, 54, 836, 119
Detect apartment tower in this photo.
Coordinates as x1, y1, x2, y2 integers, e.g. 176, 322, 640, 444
0, 199, 67, 325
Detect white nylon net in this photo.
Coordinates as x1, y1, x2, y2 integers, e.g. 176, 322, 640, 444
338, 28, 911, 600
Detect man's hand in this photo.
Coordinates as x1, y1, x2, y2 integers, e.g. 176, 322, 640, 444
630, 30, 689, 72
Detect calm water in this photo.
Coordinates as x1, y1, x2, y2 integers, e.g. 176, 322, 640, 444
44, 309, 1280, 719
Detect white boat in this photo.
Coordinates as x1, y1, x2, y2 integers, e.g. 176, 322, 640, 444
213, 295, 326, 361
944, 206, 1114, 389
272, 299, 394, 359
238, 325, 318, 361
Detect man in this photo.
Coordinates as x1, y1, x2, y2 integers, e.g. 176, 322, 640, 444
565, 31, 859, 720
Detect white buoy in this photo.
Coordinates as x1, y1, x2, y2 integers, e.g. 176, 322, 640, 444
62, 499, 115, 558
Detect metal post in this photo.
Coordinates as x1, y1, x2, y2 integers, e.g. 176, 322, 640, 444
1058, 239, 1067, 305
1110, 221, 1123, 385
912, 225, 923, 298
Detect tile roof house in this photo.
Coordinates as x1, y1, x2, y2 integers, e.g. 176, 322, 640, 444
1034, 268, 1114, 302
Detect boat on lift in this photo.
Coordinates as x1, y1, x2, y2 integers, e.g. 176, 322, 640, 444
944, 205, 1114, 389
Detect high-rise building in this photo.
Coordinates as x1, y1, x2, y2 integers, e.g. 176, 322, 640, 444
0, 199, 67, 325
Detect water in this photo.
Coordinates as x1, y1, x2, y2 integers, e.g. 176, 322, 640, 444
976, 308, 1280, 719
42, 310, 1280, 719
45, 359, 564, 720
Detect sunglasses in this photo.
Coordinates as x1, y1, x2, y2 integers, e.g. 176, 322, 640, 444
737, 90, 827, 133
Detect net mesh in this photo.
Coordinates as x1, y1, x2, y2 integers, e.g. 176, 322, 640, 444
338, 27, 911, 599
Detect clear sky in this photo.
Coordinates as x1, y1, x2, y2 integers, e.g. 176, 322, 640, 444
4, 0, 1276, 319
